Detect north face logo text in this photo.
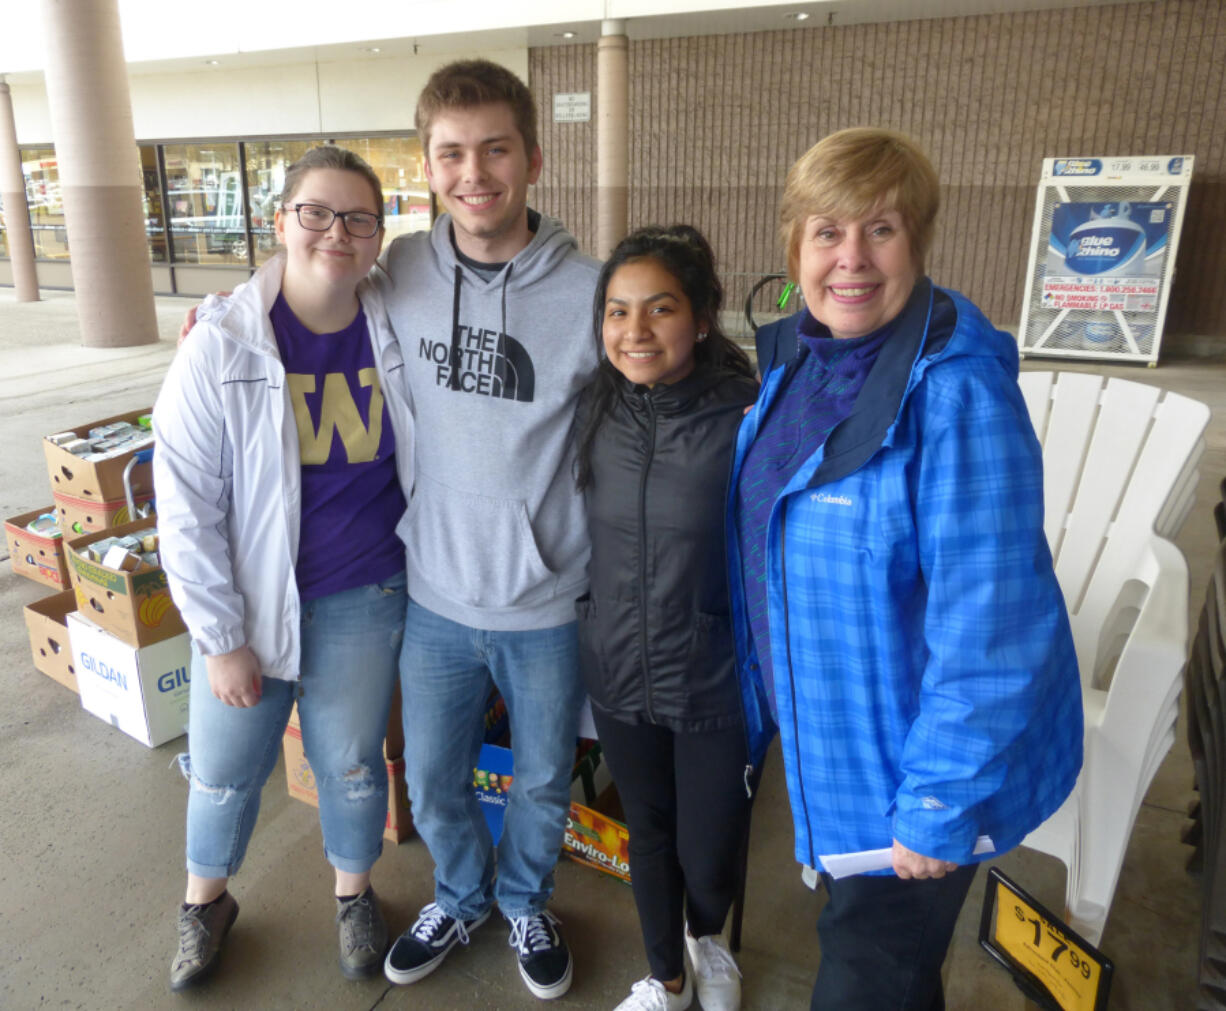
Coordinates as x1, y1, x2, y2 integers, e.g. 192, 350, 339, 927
420, 326, 535, 402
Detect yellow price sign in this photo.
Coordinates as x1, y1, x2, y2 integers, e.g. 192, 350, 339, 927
978, 868, 1113, 1011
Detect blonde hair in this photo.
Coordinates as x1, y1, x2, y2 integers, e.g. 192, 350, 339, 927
778, 128, 939, 279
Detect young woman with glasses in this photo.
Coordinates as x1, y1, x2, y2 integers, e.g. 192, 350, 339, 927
152, 145, 413, 990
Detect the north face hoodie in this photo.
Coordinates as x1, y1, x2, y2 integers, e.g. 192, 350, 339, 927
377, 212, 601, 631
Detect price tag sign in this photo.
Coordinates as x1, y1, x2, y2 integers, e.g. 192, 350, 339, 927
978, 868, 1113, 1011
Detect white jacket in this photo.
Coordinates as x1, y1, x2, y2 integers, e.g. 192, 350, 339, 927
152, 254, 413, 680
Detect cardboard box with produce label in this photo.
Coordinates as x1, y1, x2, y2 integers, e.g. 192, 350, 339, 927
5, 507, 71, 589
67, 518, 184, 647
44, 409, 154, 502
283, 704, 414, 843
54, 490, 154, 536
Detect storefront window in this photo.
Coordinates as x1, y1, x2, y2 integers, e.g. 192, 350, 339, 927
140, 145, 168, 264
22, 148, 68, 260
162, 142, 247, 265
3, 134, 428, 276
343, 136, 431, 243
244, 139, 311, 266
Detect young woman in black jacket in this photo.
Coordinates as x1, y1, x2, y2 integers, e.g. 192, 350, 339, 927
574, 225, 759, 1011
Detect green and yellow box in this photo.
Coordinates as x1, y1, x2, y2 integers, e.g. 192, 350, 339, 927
66, 518, 185, 648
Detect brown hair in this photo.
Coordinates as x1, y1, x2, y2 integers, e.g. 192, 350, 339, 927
281, 145, 384, 217
778, 128, 939, 279
415, 59, 538, 158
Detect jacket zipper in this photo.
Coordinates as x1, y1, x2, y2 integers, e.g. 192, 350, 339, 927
638, 393, 658, 724
779, 507, 816, 868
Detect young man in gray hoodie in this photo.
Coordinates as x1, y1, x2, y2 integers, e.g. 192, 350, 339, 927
378, 60, 600, 1001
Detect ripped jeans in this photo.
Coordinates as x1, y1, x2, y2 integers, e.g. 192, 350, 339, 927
181, 571, 406, 879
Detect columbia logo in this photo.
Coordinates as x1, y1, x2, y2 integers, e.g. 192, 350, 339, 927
812, 492, 853, 507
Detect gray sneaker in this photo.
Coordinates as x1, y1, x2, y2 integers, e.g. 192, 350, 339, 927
336, 887, 389, 980
169, 891, 239, 991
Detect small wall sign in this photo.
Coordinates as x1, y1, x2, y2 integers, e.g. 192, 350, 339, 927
553, 92, 591, 123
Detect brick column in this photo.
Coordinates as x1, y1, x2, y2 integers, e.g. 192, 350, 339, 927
597, 19, 628, 260
0, 78, 40, 301
41, 0, 157, 346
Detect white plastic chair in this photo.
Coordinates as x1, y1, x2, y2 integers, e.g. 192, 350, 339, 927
1018, 370, 1210, 945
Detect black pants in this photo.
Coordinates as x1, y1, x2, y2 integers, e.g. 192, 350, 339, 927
811, 863, 978, 1011
591, 709, 752, 981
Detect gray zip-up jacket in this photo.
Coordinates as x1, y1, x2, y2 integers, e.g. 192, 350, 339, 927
378, 213, 601, 630
152, 253, 414, 678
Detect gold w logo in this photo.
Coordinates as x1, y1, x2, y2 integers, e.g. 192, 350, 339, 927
287, 368, 384, 464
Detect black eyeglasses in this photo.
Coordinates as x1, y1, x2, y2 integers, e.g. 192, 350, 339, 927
282, 202, 383, 238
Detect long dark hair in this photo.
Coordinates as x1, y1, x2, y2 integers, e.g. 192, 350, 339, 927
574, 224, 754, 488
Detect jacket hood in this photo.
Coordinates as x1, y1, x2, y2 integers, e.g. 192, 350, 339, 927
427, 211, 580, 291
192, 251, 392, 360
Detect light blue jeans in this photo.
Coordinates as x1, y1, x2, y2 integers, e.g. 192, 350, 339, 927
182, 571, 406, 878
400, 598, 584, 920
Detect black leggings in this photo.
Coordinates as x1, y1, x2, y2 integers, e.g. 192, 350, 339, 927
591, 709, 752, 981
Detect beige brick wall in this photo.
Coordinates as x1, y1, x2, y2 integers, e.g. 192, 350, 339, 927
530, 0, 1226, 343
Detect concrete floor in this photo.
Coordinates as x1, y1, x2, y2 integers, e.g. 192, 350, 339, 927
0, 286, 1221, 1010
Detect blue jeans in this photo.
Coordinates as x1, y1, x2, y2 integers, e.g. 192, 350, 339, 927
400, 598, 584, 920
182, 572, 406, 878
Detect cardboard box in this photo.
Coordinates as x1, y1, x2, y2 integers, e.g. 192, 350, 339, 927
23, 589, 79, 692
67, 517, 186, 647
5, 507, 71, 589
44, 408, 154, 503
475, 743, 515, 843
564, 794, 631, 884
54, 490, 153, 536
68, 612, 190, 747
562, 742, 631, 882
283, 705, 415, 843
385, 681, 404, 760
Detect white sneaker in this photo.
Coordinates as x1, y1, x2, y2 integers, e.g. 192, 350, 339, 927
685, 932, 741, 1011
613, 973, 694, 1011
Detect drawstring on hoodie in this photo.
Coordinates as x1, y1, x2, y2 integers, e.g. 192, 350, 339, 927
447, 262, 515, 392
448, 265, 463, 390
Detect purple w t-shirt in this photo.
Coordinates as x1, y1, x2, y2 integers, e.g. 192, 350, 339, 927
270, 294, 406, 602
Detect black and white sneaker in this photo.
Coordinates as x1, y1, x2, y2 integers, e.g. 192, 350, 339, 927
508, 910, 572, 999
384, 901, 489, 985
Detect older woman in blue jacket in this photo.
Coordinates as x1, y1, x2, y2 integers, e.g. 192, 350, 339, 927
729, 127, 1083, 1010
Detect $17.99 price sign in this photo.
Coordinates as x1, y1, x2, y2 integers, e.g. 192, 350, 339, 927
978, 868, 1113, 1011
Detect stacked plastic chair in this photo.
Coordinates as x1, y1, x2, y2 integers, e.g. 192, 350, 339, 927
1185, 478, 1226, 1008
1017, 370, 1210, 945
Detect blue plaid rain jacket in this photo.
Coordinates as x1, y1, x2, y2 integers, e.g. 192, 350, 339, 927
728, 279, 1083, 872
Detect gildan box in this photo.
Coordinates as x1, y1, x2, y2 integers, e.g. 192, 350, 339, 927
282, 705, 414, 843
68, 612, 190, 747
5, 507, 71, 589
44, 408, 154, 502
23, 589, 79, 692
67, 518, 186, 647
54, 490, 154, 536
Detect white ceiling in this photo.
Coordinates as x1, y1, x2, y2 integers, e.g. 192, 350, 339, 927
1, 0, 1148, 82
